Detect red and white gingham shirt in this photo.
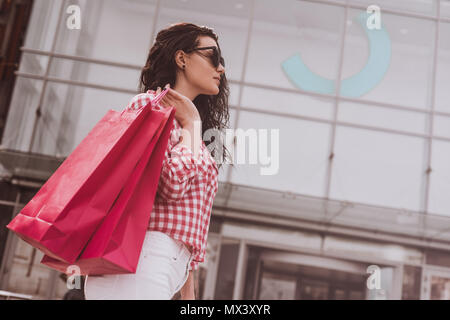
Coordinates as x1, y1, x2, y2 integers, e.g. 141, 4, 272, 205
126, 91, 219, 271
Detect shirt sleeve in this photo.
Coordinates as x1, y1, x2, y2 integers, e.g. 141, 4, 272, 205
156, 140, 200, 202
189, 260, 198, 271
126, 92, 152, 110
188, 225, 209, 271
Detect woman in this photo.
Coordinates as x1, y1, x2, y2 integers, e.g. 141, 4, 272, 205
84, 22, 230, 300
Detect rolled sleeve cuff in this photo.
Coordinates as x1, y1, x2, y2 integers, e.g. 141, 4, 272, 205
170, 144, 200, 177
189, 259, 199, 271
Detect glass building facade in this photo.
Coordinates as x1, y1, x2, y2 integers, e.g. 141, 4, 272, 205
1, 0, 450, 299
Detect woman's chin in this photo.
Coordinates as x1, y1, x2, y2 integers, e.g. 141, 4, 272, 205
202, 86, 220, 96
211, 85, 220, 95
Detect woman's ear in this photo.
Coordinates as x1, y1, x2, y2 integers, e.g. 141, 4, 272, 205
175, 50, 187, 70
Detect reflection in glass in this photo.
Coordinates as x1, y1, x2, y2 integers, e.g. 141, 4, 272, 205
1, 78, 43, 152
214, 240, 239, 299
0, 205, 14, 267
23, 0, 62, 52
330, 126, 424, 211
402, 265, 422, 300
348, 0, 437, 16
157, 0, 252, 81
342, 9, 435, 109
430, 275, 450, 300
54, 0, 156, 65
48, 58, 140, 92
246, 0, 345, 89
441, 0, 450, 19
259, 272, 297, 300
231, 111, 330, 198
429, 140, 450, 216
435, 22, 450, 113
338, 102, 426, 135
241, 86, 334, 121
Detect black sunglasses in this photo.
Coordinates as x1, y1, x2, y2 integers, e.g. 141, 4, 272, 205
186, 46, 225, 68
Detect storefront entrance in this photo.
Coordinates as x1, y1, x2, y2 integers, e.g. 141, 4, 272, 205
258, 260, 367, 299
251, 249, 371, 300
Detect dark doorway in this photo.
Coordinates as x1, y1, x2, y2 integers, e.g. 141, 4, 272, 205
0, 0, 34, 141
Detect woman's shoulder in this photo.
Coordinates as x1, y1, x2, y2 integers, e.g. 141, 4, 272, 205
126, 90, 155, 110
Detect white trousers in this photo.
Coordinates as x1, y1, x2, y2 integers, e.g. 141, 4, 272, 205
84, 231, 194, 300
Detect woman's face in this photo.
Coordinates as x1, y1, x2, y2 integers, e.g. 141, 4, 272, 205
181, 36, 225, 96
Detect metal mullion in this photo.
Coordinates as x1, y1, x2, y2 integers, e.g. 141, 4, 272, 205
235, 105, 438, 141
20, 47, 141, 70
301, 0, 440, 22
324, 1, 349, 203
27, 1, 66, 154
421, 0, 441, 237
18, 49, 450, 119
223, 0, 255, 207
15, 71, 450, 144
148, 0, 161, 51
230, 79, 450, 118
15, 71, 138, 94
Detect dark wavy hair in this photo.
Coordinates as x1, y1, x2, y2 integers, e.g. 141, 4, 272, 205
139, 22, 231, 169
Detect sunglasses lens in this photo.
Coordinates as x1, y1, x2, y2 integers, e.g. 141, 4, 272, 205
213, 48, 224, 67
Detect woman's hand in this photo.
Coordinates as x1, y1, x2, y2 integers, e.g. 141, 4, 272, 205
153, 84, 200, 128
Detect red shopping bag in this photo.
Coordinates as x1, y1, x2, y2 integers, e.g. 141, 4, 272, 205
41, 105, 175, 275
7, 89, 170, 264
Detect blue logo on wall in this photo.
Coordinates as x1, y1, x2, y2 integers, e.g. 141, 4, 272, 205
281, 11, 391, 98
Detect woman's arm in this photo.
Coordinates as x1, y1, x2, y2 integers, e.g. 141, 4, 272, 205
155, 120, 203, 202
180, 271, 196, 300
179, 120, 202, 159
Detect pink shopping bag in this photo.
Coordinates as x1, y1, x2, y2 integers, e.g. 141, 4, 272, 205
41, 104, 175, 275
7, 89, 171, 264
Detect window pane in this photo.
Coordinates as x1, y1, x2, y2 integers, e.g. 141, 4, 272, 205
214, 239, 240, 299
433, 115, 450, 138
241, 86, 334, 121
246, 0, 345, 90
402, 265, 422, 300
338, 102, 427, 135
229, 83, 240, 107
217, 108, 237, 183
348, 0, 437, 16
429, 140, 450, 216
430, 275, 450, 300
48, 58, 140, 92
442, 0, 450, 19
330, 126, 425, 211
53, 0, 157, 65
23, 0, 62, 52
6, 238, 53, 299
18, 53, 49, 77
259, 271, 297, 299
4, 81, 135, 157
342, 9, 435, 109
0, 205, 14, 267
435, 22, 450, 113
1, 78, 44, 152
157, 0, 252, 81
0, 181, 19, 203
426, 248, 450, 268
230, 111, 331, 198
